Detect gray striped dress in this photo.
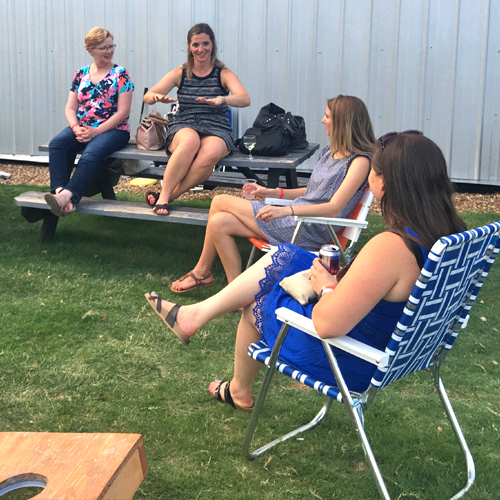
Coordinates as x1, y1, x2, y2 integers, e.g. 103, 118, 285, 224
165, 66, 233, 152
252, 146, 370, 252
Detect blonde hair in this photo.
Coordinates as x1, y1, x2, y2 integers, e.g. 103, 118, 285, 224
84, 27, 113, 50
182, 23, 224, 79
327, 95, 377, 157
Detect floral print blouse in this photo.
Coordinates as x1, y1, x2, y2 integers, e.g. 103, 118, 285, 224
70, 64, 134, 132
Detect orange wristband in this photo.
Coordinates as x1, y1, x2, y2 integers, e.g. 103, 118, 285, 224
278, 187, 284, 199
71, 124, 78, 130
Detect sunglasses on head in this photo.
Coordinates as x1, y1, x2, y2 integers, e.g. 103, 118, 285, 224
378, 130, 423, 150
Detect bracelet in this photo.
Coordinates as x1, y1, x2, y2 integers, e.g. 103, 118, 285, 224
71, 124, 78, 130
218, 96, 227, 106
278, 187, 284, 199
290, 206, 294, 216
318, 286, 335, 299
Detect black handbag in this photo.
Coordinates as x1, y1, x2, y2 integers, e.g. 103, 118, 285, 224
239, 103, 308, 156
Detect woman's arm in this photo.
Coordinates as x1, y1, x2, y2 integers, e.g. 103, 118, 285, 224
198, 67, 250, 108
64, 91, 79, 128
310, 231, 422, 339
255, 155, 370, 222
144, 67, 182, 105
243, 185, 307, 200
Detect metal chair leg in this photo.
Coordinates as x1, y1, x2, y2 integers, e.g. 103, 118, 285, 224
430, 367, 475, 500
243, 322, 333, 459
246, 245, 259, 269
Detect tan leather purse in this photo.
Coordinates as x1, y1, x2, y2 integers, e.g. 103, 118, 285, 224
136, 111, 169, 150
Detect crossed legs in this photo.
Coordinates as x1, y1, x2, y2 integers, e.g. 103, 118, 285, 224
171, 194, 268, 291
150, 129, 230, 215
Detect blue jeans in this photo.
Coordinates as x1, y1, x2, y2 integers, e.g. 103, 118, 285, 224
48, 127, 130, 204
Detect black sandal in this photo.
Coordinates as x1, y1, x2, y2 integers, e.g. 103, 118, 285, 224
145, 191, 160, 207
152, 204, 170, 216
212, 380, 253, 413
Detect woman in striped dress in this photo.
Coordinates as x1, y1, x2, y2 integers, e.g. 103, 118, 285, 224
143, 23, 250, 215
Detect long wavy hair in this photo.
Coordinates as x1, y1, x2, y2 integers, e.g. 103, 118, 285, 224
327, 95, 377, 158
183, 23, 225, 79
372, 133, 465, 250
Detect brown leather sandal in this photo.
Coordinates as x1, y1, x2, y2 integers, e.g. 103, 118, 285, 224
170, 271, 215, 293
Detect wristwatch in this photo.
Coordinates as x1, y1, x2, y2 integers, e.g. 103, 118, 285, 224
318, 286, 335, 299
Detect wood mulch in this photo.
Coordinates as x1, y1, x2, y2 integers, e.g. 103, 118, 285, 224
2, 162, 500, 215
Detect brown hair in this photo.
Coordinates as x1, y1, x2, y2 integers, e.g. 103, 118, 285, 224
183, 23, 224, 79
372, 133, 465, 250
327, 95, 377, 158
84, 27, 113, 50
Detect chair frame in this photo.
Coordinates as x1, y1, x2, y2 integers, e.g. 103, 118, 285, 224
242, 221, 500, 500
246, 186, 374, 269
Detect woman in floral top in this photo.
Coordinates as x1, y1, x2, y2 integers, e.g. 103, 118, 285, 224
44, 27, 134, 217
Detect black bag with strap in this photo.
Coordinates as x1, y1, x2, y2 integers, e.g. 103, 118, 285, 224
238, 103, 308, 156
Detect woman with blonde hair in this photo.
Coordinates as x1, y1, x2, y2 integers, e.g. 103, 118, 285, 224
45, 27, 134, 216
171, 95, 377, 292
143, 23, 250, 215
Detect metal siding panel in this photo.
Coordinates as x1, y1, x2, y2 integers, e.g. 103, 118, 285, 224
238, 0, 266, 136
193, 0, 217, 26
263, 0, 290, 107
393, 1, 427, 132
0, 1, 15, 154
449, 0, 488, 182
368, 0, 399, 137
340, 0, 372, 100
423, 0, 458, 165
482, 0, 500, 183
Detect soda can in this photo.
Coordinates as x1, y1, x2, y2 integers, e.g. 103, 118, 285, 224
319, 244, 340, 275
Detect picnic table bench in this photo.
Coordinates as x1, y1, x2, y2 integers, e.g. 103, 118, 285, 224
16, 142, 318, 242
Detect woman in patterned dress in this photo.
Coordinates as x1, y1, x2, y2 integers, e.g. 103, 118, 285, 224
143, 23, 250, 215
170, 95, 377, 293
45, 27, 134, 217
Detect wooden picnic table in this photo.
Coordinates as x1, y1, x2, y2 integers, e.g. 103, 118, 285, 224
38, 141, 319, 189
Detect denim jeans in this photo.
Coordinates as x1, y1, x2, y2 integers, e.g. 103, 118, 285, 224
48, 127, 130, 204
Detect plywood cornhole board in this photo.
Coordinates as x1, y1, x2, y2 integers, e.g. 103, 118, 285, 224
0, 432, 148, 500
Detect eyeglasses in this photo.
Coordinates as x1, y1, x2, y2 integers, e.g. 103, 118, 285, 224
94, 44, 116, 52
378, 130, 423, 150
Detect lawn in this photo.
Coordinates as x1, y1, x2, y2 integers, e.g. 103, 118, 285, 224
1, 184, 499, 500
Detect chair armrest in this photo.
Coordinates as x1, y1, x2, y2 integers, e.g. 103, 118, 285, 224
293, 216, 368, 229
264, 197, 294, 206
275, 307, 389, 367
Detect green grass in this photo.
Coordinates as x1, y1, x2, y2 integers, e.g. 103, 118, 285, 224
1, 184, 499, 500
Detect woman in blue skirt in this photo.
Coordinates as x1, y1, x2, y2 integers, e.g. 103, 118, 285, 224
145, 133, 465, 411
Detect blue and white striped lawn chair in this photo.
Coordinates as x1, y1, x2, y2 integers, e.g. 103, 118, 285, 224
243, 221, 500, 500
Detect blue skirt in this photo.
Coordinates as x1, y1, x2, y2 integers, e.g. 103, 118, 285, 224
253, 243, 405, 392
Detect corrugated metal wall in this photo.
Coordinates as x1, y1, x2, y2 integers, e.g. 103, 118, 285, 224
1, 0, 499, 184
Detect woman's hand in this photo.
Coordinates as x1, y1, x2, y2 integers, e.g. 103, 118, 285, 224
309, 258, 338, 294
75, 125, 98, 143
242, 183, 271, 199
152, 93, 178, 104
255, 204, 294, 223
195, 96, 226, 106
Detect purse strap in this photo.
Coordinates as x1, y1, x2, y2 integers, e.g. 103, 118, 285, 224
147, 114, 169, 125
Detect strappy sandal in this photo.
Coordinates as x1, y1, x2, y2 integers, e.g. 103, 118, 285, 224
145, 191, 160, 207
170, 271, 215, 293
152, 204, 170, 215
144, 293, 190, 345
212, 380, 254, 413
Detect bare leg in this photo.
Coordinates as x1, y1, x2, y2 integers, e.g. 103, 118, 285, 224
171, 194, 267, 291
149, 250, 275, 339
169, 135, 229, 201
208, 305, 262, 408
150, 129, 201, 214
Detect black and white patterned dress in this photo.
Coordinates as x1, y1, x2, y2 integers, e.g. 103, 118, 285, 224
252, 146, 370, 252
165, 66, 233, 152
